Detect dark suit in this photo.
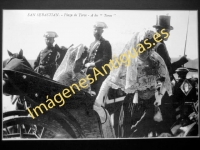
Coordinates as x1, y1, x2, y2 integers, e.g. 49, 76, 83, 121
34, 44, 67, 79
155, 41, 188, 78
85, 37, 112, 95
154, 41, 189, 134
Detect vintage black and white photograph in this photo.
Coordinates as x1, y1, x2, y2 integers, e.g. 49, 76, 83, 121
2, 10, 199, 139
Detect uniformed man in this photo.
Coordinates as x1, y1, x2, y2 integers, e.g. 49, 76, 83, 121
153, 15, 189, 79
84, 22, 112, 95
34, 31, 66, 79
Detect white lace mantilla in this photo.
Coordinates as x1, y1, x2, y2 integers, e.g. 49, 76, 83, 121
53, 44, 91, 93
106, 30, 172, 96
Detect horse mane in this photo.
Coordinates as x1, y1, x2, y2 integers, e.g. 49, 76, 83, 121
21, 56, 32, 69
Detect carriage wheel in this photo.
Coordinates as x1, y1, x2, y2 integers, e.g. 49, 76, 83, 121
3, 110, 82, 139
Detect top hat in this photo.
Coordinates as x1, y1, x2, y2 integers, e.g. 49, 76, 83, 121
93, 22, 108, 29
153, 15, 174, 30
44, 31, 58, 38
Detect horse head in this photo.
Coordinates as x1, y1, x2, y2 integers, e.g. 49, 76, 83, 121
3, 50, 23, 68
5, 49, 32, 69
3, 49, 33, 95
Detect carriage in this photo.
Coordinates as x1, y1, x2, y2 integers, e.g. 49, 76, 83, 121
2, 45, 199, 139
3, 45, 105, 139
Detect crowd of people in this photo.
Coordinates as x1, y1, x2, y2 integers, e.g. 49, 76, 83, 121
29, 15, 197, 137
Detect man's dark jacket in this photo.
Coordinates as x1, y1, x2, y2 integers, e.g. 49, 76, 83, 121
154, 41, 188, 134
85, 37, 112, 94
85, 37, 112, 74
155, 41, 188, 78
34, 44, 67, 78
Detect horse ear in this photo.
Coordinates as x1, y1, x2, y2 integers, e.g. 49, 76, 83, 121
7, 50, 13, 57
19, 49, 23, 57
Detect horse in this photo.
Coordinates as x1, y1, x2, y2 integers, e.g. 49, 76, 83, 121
3, 48, 87, 138
2, 47, 104, 139
3, 46, 90, 96
3, 49, 33, 96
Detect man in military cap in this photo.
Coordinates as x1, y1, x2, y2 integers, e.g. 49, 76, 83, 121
84, 22, 112, 95
34, 31, 67, 79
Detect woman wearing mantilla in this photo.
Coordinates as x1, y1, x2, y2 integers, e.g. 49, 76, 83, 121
93, 29, 172, 138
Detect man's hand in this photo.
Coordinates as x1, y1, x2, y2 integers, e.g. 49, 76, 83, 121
85, 62, 95, 68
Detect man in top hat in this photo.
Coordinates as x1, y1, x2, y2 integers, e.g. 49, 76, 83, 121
153, 15, 188, 79
152, 15, 189, 135
84, 22, 112, 96
34, 31, 67, 79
